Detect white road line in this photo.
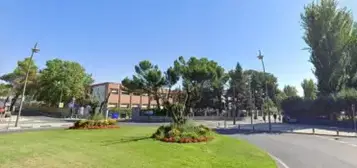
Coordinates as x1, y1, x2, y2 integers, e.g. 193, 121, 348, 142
268, 153, 290, 168
315, 135, 357, 147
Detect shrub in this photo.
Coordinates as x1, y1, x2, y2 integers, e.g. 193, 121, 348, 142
168, 128, 181, 137
90, 113, 105, 121
152, 122, 213, 143
72, 119, 119, 129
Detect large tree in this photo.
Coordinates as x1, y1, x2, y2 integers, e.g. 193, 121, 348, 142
301, 79, 317, 100
301, 0, 354, 95
174, 56, 219, 115
243, 70, 278, 110
122, 60, 166, 109
0, 57, 38, 109
211, 65, 229, 114
228, 62, 248, 120
283, 85, 298, 97
36, 59, 93, 106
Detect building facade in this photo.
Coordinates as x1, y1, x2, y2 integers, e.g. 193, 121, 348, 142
91, 82, 165, 109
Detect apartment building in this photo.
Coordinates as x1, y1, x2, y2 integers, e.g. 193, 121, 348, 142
91, 82, 166, 109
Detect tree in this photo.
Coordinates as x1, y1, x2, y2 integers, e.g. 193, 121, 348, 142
243, 70, 278, 110
211, 65, 229, 114
343, 23, 357, 89
301, 0, 354, 95
164, 67, 180, 101
228, 62, 248, 119
0, 83, 12, 97
122, 60, 166, 109
283, 85, 298, 97
174, 56, 219, 115
0, 57, 38, 109
301, 79, 317, 100
36, 59, 94, 106
275, 89, 287, 114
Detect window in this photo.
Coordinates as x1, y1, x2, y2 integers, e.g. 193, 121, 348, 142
108, 103, 117, 108
110, 88, 119, 94
120, 104, 129, 108
132, 104, 139, 108
121, 91, 129, 95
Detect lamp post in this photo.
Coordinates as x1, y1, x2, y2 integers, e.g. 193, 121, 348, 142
14, 43, 40, 127
257, 50, 271, 132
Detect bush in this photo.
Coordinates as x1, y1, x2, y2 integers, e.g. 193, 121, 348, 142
71, 119, 118, 129
89, 113, 105, 121
152, 122, 213, 143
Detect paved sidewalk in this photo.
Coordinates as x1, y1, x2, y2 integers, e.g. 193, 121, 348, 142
212, 121, 357, 137
0, 116, 74, 131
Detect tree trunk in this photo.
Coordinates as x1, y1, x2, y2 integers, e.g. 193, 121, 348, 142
148, 93, 151, 109
10, 93, 19, 112
154, 91, 161, 109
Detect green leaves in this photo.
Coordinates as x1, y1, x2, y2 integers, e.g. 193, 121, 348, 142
0, 57, 38, 96
301, 79, 317, 99
301, 0, 355, 95
283, 85, 298, 97
122, 60, 166, 108
36, 59, 93, 105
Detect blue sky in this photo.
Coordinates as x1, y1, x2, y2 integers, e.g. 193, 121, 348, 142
1, 0, 356, 95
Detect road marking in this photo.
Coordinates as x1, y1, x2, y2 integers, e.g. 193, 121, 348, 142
315, 135, 357, 147
268, 153, 290, 168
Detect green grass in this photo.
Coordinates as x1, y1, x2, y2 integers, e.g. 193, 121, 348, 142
0, 126, 276, 168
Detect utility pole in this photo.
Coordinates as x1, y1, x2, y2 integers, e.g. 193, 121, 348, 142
15, 43, 40, 127
257, 50, 271, 132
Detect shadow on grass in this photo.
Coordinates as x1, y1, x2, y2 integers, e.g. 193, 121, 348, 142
101, 136, 151, 146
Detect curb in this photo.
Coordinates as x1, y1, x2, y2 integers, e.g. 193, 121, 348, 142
215, 127, 357, 138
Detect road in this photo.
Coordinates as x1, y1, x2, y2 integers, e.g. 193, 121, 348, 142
230, 133, 357, 168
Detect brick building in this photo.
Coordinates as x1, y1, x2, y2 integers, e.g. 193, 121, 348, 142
91, 82, 168, 109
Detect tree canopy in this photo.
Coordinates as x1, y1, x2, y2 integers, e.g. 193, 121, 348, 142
301, 0, 355, 95
35, 59, 94, 106
122, 60, 166, 108
283, 85, 298, 97
301, 79, 317, 100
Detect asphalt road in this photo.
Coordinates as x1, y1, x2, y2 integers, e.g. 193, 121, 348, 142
230, 133, 357, 168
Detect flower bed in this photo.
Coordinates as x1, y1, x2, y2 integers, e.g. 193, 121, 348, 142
69, 119, 119, 130
152, 122, 214, 143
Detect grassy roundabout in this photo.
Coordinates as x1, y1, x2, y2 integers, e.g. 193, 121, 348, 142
0, 126, 276, 168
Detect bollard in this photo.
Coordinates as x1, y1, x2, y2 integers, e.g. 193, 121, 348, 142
252, 126, 255, 132
238, 124, 240, 130
336, 128, 339, 136
224, 121, 227, 128
312, 128, 315, 134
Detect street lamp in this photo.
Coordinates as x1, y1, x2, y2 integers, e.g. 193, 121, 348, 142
14, 43, 40, 127
257, 50, 272, 132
